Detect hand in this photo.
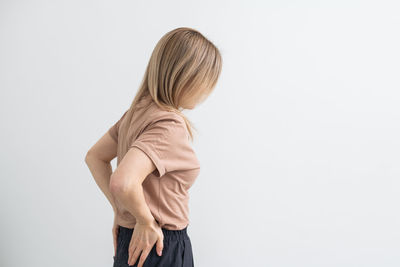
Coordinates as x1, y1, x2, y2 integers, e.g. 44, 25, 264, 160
128, 219, 164, 267
112, 213, 120, 257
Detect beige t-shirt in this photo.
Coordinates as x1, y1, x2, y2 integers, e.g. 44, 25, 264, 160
108, 95, 200, 230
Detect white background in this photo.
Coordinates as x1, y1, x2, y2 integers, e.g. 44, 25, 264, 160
1, 1, 399, 266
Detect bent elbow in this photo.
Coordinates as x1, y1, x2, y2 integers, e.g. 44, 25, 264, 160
84, 150, 93, 164
109, 174, 123, 196
109, 174, 133, 197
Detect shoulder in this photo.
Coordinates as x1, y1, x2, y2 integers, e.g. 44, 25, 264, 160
146, 106, 187, 135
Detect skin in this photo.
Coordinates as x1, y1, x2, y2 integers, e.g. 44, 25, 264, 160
85, 132, 163, 267
84, 92, 208, 266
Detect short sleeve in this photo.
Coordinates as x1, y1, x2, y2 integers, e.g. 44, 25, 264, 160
108, 110, 128, 143
129, 117, 197, 177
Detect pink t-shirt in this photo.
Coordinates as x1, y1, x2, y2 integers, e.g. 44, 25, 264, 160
108, 95, 200, 230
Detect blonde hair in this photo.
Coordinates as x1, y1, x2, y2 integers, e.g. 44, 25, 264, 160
119, 27, 222, 142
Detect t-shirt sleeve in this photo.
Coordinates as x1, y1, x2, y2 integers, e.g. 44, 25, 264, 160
129, 117, 196, 177
108, 110, 128, 143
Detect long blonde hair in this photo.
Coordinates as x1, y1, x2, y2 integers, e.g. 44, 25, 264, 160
119, 27, 222, 142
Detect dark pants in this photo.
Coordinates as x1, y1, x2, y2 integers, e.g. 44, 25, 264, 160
113, 225, 194, 267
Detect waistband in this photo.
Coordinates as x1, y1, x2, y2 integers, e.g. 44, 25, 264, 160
118, 225, 189, 241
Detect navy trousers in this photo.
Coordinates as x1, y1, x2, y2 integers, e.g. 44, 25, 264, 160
113, 225, 194, 267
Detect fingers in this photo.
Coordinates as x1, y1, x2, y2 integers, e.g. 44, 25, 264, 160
113, 236, 117, 256
128, 238, 138, 265
156, 235, 164, 256
113, 227, 119, 256
128, 241, 154, 266
137, 247, 152, 267
113, 229, 117, 256
127, 225, 164, 266
113, 236, 118, 256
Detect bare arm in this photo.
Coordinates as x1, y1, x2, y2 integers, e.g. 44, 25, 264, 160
85, 129, 163, 263
108, 146, 157, 225
84, 132, 118, 212
84, 127, 158, 225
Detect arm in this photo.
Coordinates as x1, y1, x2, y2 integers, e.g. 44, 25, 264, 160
84, 131, 118, 212
108, 146, 158, 225
108, 116, 194, 226
109, 145, 164, 265
106, 116, 188, 266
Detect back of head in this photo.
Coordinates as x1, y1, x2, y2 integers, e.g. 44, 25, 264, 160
120, 27, 223, 142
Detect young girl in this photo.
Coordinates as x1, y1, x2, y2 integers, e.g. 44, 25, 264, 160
85, 27, 222, 267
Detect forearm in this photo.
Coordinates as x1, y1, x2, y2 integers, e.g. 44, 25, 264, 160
85, 154, 117, 212
110, 180, 154, 225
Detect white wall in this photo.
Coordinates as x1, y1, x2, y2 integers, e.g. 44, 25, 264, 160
1, 1, 399, 266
